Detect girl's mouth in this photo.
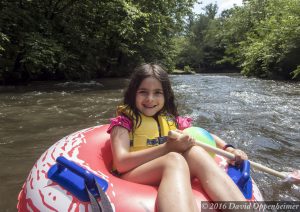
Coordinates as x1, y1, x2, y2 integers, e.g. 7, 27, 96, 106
143, 105, 157, 109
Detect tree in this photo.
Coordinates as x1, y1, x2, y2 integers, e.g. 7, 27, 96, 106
0, 0, 197, 84
239, 0, 300, 79
175, 3, 229, 72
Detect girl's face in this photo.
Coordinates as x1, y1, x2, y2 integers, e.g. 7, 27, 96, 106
136, 77, 165, 117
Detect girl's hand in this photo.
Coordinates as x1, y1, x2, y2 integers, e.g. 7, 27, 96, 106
166, 130, 195, 153
230, 149, 248, 166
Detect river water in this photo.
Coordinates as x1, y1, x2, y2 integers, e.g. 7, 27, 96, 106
0, 74, 299, 211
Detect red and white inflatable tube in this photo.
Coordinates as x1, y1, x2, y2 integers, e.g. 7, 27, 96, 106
17, 125, 263, 211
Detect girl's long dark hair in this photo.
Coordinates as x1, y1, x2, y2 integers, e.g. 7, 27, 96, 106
123, 63, 178, 127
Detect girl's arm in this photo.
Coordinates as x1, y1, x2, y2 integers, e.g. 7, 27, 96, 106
211, 134, 232, 150
211, 133, 248, 163
110, 126, 193, 173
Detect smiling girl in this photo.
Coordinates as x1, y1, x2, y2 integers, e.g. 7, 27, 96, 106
107, 63, 247, 211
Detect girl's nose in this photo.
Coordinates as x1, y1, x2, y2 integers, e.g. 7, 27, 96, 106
146, 93, 154, 101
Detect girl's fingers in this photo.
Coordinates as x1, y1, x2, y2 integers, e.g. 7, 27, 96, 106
227, 149, 248, 166
232, 149, 248, 160
189, 138, 196, 146
177, 133, 189, 142
166, 131, 195, 152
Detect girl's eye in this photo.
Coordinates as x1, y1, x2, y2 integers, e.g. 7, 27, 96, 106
138, 90, 147, 94
137, 90, 163, 96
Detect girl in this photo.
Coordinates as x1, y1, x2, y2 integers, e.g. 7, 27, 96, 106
108, 63, 247, 211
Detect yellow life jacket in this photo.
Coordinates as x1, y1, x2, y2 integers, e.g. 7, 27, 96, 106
117, 105, 177, 152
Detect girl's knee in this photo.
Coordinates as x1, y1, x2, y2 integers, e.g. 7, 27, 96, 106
163, 152, 189, 170
183, 146, 216, 170
184, 145, 211, 159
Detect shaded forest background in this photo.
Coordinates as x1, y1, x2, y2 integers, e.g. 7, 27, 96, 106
0, 0, 299, 85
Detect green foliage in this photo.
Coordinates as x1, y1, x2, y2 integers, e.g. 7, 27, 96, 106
2, 0, 298, 82
291, 66, 300, 79
0, 0, 197, 84
0, 32, 9, 54
239, 0, 300, 79
174, 0, 300, 80
21, 34, 63, 73
183, 65, 192, 73
175, 3, 230, 72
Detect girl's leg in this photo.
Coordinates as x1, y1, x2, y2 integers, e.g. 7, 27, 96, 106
183, 146, 246, 201
121, 152, 198, 212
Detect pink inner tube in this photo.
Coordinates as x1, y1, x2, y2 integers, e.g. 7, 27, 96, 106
17, 124, 263, 211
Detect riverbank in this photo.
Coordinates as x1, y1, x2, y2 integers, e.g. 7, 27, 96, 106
171, 69, 195, 75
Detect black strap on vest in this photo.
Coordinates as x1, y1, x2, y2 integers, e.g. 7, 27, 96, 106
146, 136, 168, 146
